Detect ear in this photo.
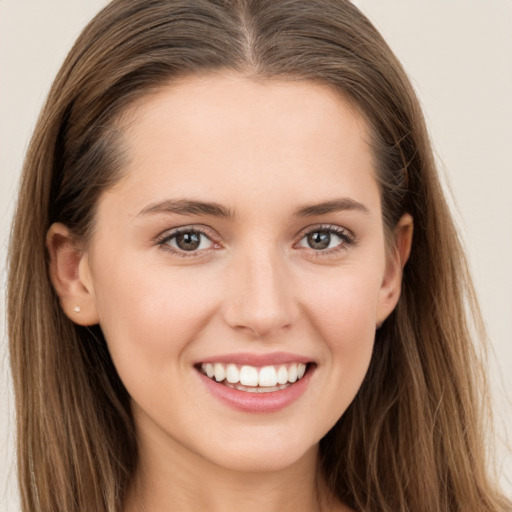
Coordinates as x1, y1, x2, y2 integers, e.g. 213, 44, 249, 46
376, 214, 413, 327
46, 223, 100, 326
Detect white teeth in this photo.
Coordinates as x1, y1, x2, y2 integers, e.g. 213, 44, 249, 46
239, 365, 259, 386
224, 381, 290, 393
213, 363, 225, 382
205, 363, 214, 378
276, 365, 288, 385
288, 364, 298, 383
200, 361, 310, 389
258, 366, 278, 387
225, 364, 240, 384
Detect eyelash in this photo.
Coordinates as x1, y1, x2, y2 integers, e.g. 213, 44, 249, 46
295, 224, 355, 256
156, 224, 355, 259
156, 226, 217, 258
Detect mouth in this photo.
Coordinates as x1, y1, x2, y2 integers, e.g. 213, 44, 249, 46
196, 361, 313, 393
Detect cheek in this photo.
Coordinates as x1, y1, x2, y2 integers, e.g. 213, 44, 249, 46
302, 266, 381, 402
305, 265, 381, 341
92, 259, 220, 376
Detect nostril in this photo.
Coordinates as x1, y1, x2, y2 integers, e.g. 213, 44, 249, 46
231, 322, 292, 338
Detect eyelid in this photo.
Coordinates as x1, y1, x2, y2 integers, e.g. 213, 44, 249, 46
155, 225, 221, 258
294, 224, 356, 253
153, 223, 355, 259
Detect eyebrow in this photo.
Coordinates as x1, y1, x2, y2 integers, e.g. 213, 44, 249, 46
294, 198, 369, 217
137, 199, 233, 219
137, 197, 369, 219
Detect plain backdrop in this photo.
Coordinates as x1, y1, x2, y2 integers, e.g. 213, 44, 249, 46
1, 1, 511, 510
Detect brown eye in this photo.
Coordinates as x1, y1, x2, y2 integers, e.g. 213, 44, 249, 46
306, 230, 331, 250
163, 229, 214, 253
176, 232, 201, 251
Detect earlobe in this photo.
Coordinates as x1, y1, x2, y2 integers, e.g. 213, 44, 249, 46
46, 223, 100, 326
376, 214, 414, 326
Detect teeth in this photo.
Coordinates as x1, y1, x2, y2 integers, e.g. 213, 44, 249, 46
224, 381, 290, 393
205, 363, 214, 378
258, 366, 277, 387
239, 366, 259, 386
225, 364, 240, 384
200, 361, 310, 388
213, 363, 225, 382
276, 365, 288, 385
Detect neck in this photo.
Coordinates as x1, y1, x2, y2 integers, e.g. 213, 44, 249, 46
124, 422, 337, 512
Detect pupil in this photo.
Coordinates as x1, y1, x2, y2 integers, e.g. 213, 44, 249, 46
308, 231, 330, 250
177, 232, 200, 251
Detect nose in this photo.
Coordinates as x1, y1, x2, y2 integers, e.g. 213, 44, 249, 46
223, 247, 298, 338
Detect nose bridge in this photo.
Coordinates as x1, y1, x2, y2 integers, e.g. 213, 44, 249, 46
224, 243, 297, 337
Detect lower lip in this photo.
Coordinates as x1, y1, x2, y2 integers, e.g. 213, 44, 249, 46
196, 367, 315, 413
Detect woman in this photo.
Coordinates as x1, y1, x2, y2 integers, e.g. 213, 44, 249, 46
6, 1, 511, 511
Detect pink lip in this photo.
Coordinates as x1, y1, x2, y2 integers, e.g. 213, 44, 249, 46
196, 351, 313, 367
196, 364, 315, 413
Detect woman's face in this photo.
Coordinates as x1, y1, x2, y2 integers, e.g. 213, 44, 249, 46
75, 75, 405, 472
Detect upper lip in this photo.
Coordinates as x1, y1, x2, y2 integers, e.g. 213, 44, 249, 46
196, 352, 314, 367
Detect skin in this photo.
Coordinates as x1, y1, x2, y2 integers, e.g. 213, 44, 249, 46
48, 74, 412, 512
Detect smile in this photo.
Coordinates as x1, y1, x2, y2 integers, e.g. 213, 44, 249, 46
195, 353, 316, 412
199, 362, 308, 393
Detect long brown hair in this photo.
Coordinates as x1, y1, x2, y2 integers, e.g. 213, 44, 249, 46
7, 1, 510, 511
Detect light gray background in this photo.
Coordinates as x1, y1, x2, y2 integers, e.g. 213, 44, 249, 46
1, 1, 511, 510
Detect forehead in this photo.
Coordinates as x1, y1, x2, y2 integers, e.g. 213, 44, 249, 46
104, 74, 379, 218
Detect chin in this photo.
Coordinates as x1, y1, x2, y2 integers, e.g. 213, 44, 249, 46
195, 428, 321, 474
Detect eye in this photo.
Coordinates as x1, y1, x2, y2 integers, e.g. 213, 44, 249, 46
158, 228, 215, 255
297, 226, 354, 252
